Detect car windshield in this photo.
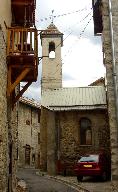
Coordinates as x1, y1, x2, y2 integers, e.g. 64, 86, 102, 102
78, 155, 99, 162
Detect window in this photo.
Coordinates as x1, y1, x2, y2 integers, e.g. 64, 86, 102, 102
80, 118, 92, 145
38, 109, 41, 123
38, 133, 40, 144
49, 42, 55, 58
26, 120, 30, 125
32, 153, 35, 162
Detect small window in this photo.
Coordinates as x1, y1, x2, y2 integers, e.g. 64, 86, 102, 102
80, 118, 92, 145
26, 120, 30, 125
38, 133, 40, 144
32, 154, 35, 162
49, 42, 55, 58
38, 109, 41, 123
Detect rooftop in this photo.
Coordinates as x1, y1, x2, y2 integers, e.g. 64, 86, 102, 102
20, 97, 40, 109
41, 86, 107, 111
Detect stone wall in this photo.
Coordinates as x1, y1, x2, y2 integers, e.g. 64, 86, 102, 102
56, 110, 110, 175
18, 102, 40, 168
41, 36, 62, 92
102, 0, 118, 179
0, 1, 11, 190
8, 104, 19, 192
0, 28, 8, 192
40, 107, 47, 171
40, 107, 110, 175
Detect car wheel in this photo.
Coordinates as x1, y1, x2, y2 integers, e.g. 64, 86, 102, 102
101, 171, 107, 181
77, 176, 83, 182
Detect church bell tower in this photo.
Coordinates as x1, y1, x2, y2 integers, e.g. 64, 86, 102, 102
40, 23, 63, 92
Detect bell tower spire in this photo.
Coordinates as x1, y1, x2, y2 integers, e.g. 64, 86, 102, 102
40, 23, 63, 93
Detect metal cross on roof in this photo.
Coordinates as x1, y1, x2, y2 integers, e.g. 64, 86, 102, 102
50, 10, 55, 23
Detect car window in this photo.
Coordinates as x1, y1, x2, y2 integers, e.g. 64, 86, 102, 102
78, 155, 99, 162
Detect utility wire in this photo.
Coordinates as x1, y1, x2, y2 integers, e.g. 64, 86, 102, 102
35, 6, 92, 23
63, 15, 93, 60
56, 8, 92, 34
55, 10, 92, 51
38, 10, 92, 67
51, 16, 93, 76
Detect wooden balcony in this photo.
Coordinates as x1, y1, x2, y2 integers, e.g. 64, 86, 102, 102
7, 27, 38, 105
11, 0, 36, 26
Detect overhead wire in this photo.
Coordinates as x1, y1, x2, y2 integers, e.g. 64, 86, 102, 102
52, 17, 92, 75
35, 6, 91, 23
38, 9, 93, 84
49, 10, 93, 73
55, 9, 93, 50
63, 14, 93, 61
38, 9, 92, 66
48, 15, 93, 76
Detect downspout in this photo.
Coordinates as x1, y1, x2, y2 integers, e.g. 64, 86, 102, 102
108, 0, 118, 131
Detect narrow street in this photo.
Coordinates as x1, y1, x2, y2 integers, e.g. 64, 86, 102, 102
17, 168, 118, 192
17, 168, 84, 192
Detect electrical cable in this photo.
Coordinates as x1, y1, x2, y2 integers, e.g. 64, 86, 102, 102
50, 16, 93, 76
38, 9, 92, 63
35, 6, 91, 23
38, 11, 93, 84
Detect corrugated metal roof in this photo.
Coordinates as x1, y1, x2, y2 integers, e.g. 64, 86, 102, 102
41, 86, 107, 111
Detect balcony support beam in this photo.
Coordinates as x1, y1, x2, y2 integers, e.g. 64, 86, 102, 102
13, 81, 32, 107
7, 27, 38, 108
7, 67, 30, 96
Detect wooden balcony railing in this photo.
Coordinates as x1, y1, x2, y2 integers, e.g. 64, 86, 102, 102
7, 27, 38, 106
7, 27, 38, 57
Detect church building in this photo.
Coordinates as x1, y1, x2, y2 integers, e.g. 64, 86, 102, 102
39, 22, 110, 175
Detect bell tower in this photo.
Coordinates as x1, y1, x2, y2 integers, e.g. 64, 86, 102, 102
40, 23, 63, 92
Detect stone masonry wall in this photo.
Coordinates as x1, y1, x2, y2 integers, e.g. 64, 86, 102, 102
18, 102, 40, 168
40, 108, 110, 175
56, 110, 110, 175
0, 28, 8, 192
0, 1, 15, 191
102, 0, 118, 179
40, 107, 47, 171
9, 105, 19, 192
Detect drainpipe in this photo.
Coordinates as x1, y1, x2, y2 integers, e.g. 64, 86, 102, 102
108, 0, 118, 130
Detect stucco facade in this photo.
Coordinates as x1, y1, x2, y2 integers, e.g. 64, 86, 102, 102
0, 0, 11, 35
18, 98, 40, 169
40, 23, 63, 92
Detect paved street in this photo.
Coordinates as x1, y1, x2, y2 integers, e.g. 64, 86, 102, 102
17, 168, 83, 192
17, 168, 118, 192
54, 175, 118, 192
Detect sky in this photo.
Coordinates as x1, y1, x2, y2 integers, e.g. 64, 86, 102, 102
22, 0, 105, 101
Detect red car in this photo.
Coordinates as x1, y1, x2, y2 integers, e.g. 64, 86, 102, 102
74, 153, 111, 181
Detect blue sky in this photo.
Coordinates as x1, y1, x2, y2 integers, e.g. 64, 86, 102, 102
22, 0, 105, 101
